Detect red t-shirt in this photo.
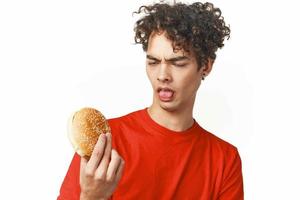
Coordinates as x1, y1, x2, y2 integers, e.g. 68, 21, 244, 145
58, 108, 244, 200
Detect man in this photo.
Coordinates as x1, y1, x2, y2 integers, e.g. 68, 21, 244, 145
58, 1, 244, 200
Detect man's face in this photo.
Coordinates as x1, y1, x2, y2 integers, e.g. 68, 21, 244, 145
146, 31, 203, 112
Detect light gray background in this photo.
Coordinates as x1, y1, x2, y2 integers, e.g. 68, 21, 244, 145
0, 0, 299, 199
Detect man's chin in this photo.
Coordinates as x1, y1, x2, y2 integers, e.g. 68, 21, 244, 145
159, 102, 178, 112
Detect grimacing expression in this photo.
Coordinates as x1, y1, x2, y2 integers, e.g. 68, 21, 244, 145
146, 31, 205, 112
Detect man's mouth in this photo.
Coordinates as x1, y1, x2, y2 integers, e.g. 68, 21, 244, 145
157, 87, 175, 102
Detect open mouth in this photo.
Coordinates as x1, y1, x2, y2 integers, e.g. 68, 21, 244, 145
157, 87, 175, 102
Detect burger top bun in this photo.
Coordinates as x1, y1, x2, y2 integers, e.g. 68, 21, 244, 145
68, 107, 111, 157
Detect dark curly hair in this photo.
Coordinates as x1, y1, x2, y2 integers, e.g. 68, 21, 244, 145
133, 1, 230, 70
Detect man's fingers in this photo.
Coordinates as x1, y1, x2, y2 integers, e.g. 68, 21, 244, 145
94, 132, 112, 179
80, 156, 88, 184
80, 132, 123, 184
80, 156, 88, 172
103, 132, 112, 161
106, 149, 123, 182
86, 134, 107, 173
114, 157, 125, 183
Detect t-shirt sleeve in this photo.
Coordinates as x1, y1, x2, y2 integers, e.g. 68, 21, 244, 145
57, 153, 81, 200
218, 147, 244, 200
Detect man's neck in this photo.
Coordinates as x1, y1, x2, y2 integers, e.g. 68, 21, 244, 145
147, 105, 194, 132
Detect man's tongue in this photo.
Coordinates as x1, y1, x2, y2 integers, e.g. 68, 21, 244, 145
159, 90, 173, 98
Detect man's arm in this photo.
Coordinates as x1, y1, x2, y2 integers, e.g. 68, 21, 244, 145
218, 147, 244, 200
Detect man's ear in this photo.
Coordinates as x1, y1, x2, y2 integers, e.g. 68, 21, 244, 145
200, 58, 214, 77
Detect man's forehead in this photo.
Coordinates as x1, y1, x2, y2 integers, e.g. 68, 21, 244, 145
146, 48, 193, 60
147, 31, 194, 60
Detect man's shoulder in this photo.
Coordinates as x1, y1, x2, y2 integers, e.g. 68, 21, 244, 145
107, 108, 145, 128
200, 126, 238, 154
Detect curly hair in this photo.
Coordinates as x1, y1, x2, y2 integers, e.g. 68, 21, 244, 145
133, 1, 230, 70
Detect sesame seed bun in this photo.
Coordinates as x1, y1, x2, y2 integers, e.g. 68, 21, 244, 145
68, 107, 110, 157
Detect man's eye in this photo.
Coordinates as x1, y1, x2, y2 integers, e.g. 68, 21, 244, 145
174, 63, 186, 67
148, 62, 158, 66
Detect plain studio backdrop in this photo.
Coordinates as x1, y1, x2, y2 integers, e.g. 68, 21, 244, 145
0, 0, 299, 199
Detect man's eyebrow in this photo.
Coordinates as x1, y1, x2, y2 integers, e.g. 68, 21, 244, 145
146, 55, 189, 62
146, 55, 160, 61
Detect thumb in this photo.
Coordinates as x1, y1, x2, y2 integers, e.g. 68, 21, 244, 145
80, 155, 89, 171
80, 155, 89, 184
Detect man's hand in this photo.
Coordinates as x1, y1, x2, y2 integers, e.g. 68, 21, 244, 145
79, 132, 125, 200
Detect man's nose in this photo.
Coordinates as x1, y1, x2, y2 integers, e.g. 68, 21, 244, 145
157, 64, 172, 82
